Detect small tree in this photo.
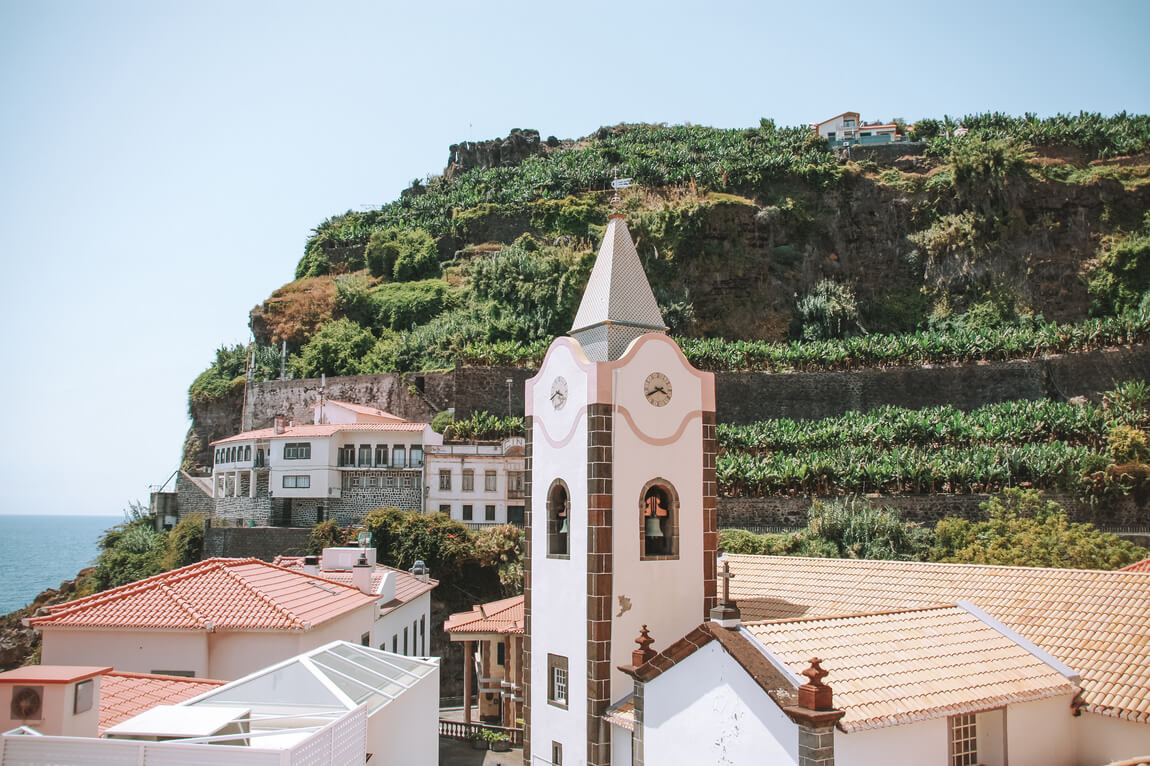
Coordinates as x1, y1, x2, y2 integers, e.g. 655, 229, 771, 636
793, 280, 864, 341
930, 488, 1147, 569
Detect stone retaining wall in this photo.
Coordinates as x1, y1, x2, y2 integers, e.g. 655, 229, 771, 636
718, 492, 1149, 529
202, 526, 311, 561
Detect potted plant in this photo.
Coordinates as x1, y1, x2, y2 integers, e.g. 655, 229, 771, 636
469, 730, 488, 751
489, 730, 512, 752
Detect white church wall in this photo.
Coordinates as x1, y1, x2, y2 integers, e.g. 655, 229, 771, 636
1005, 695, 1076, 766
1072, 710, 1150, 765
607, 334, 709, 693
836, 717, 944, 765
527, 340, 593, 764
643, 642, 798, 766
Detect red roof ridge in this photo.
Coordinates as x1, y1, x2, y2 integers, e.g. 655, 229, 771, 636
35, 558, 249, 622
104, 670, 226, 684
156, 581, 213, 629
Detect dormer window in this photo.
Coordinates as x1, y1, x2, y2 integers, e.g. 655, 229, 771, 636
640, 480, 679, 559
547, 480, 570, 557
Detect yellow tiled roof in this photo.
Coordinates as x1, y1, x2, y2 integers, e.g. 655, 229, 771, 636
726, 555, 1150, 723
745, 605, 1076, 732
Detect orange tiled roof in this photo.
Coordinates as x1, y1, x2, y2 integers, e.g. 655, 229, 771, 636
272, 557, 437, 611
745, 605, 1076, 732
604, 696, 636, 731
444, 595, 524, 635
1123, 557, 1150, 572
28, 558, 378, 632
322, 400, 405, 421
99, 671, 226, 734
726, 554, 1150, 723
211, 421, 427, 445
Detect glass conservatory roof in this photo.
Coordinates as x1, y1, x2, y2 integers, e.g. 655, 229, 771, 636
186, 640, 438, 717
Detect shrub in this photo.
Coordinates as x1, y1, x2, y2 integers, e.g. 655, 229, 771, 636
289, 319, 378, 378
793, 280, 863, 341
1088, 220, 1150, 317
371, 280, 454, 330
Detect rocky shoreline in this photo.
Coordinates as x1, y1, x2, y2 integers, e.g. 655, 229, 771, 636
0, 567, 93, 670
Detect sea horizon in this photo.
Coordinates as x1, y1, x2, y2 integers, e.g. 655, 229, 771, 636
0, 514, 121, 614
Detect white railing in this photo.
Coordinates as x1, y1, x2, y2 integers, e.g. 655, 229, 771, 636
0, 705, 367, 766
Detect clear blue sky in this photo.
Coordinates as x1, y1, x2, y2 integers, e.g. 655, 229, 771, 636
1, 0, 1147, 516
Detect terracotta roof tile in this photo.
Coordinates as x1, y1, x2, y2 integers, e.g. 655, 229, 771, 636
745, 605, 1076, 732
28, 558, 378, 632
1122, 557, 1150, 573
211, 422, 427, 445
443, 595, 524, 635
271, 557, 438, 611
604, 696, 635, 730
99, 671, 226, 734
726, 555, 1150, 723
322, 400, 405, 421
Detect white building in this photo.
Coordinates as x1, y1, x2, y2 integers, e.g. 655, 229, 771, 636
0, 641, 438, 766
425, 437, 526, 527
274, 547, 438, 657
813, 111, 903, 145
26, 558, 379, 681
210, 399, 443, 526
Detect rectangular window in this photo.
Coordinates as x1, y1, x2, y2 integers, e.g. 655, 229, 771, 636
497, 641, 505, 666
485, 504, 496, 521
420, 615, 426, 655
439, 470, 452, 490
283, 442, 311, 460
462, 504, 473, 521
507, 471, 525, 498
74, 679, 94, 714
485, 471, 497, 492
283, 475, 311, 489
350, 476, 361, 488
439, 504, 451, 513
552, 742, 562, 766
375, 445, 387, 466
547, 654, 568, 708
949, 713, 977, 766
403, 475, 412, 488
403, 627, 408, 656
392, 446, 406, 468
462, 470, 474, 492
367, 476, 377, 488
339, 445, 354, 467
386, 476, 396, 488
392, 634, 398, 653
410, 446, 423, 467
358, 445, 371, 466
360, 632, 370, 647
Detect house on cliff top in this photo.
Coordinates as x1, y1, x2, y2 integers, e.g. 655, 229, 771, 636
209, 398, 442, 526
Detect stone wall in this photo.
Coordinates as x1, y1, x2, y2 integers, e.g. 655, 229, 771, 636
202, 526, 311, 561
452, 366, 534, 419
832, 141, 926, 165
242, 372, 455, 432
714, 345, 1150, 423
176, 472, 215, 516
718, 492, 1149, 529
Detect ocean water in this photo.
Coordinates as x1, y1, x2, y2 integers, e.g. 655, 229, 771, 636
0, 515, 120, 614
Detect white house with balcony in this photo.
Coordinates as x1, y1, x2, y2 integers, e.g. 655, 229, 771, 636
425, 437, 526, 527
813, 111, 904, 145
209, 400, 442, 526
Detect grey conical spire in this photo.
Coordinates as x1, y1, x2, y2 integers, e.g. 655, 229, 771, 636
570, 214, 666, 362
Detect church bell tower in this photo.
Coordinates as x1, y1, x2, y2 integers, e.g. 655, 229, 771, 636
523, 213, 718, 765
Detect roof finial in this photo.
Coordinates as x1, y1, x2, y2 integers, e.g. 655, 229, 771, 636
710, 557, 742, 628
610, 167, 631, 211
632, 624, 656, 666
797, 658, 834, 711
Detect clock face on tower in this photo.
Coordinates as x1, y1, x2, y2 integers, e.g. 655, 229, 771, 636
643, 372, 672, 407
549, 376, 568, 410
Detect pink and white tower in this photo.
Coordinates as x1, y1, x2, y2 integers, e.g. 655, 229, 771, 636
523, 213, 718, 765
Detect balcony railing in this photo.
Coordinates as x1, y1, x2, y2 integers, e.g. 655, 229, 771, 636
438, 720, 523, 747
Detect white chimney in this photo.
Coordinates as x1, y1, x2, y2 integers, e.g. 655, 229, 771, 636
379, 571, 396, 603
409, 559, 429, 584
352, 552, 372, 595
273, 415, 286, 435
302, 555, 320, 576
